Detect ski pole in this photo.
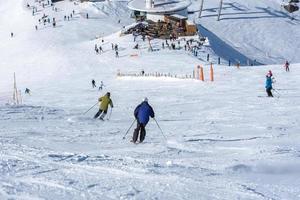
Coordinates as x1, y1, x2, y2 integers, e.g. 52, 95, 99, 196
154, 118, 167, 140
107, 107, 113, 120
83, 102, 98, 115
273, 88, 281, 97
122, 119, 136, 139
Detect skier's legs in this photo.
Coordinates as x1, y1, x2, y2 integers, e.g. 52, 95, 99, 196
269, 90, 273, 97
100, 110, 107, 120
266, 88, 273, 97
132, 123, 141, 143
94, 109, 103, 118
139, 124, 146, 142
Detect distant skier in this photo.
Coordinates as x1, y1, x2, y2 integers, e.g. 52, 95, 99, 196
132, 97, 155, 143
98, 81, 104, 90
284, 60, 290, 72
115, 50, 119, 58
11, 32, 14, 37
94, 92, 113, 120
92, 79, 96, 88
265, 75, 273, 97
25, 88, 31, 95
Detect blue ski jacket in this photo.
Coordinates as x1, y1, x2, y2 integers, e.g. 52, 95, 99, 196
265, 76, 273, 89
134, 102, 155, 125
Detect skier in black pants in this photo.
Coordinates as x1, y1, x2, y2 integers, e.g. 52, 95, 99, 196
94, 92, 113, 120
92, 79, 96, 88
132, 97, 155, 143
265, 75, 273, 97
25, 88, 31, 95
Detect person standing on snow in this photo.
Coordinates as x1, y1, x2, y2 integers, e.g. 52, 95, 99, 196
94, 92, 113, 120
265, 75, 273, 97
132, 97, 155, 143
92, 79, 96, 88
284, 60, 290, 72
25, 88, 31, 95
99, 46, 103, 53
98, 81, 104, 91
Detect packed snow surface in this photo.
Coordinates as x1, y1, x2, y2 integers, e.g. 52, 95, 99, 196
0, 0, 300, 199
192, 0, 300, 64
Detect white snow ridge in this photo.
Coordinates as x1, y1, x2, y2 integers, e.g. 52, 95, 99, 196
1, 0, 300, 199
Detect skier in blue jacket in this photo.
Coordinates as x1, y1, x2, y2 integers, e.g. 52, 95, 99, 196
132, 97, 155, 143
265, 75, 273, 97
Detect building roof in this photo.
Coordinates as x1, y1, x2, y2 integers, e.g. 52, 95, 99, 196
169, 14, 188, 20
128, 0, 191, 14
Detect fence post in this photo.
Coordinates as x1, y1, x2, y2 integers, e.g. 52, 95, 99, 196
197, 65, 200, 80
210, 63, 214, 82
218, 57, 220, 65
200, 66, 204, 81
207, 54, 210, 61
228, 60, 231, 66
237, 61, 240, 69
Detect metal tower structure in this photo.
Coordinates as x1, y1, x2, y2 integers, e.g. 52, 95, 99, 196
198, 0, 224, 21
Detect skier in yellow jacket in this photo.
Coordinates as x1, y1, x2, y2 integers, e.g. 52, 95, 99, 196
94, 92, 113, 120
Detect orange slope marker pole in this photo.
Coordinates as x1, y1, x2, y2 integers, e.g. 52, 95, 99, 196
210, 63, 214, 82
200, 66, 204, 81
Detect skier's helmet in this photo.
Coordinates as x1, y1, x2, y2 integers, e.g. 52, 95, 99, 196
107, 92, 111, 97
143, 97, 148, 102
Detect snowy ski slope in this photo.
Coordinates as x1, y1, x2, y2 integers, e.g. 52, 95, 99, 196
0, 0, 300, 199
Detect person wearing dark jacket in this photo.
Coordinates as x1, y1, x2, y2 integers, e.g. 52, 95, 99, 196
132, 97, 155, 143
284, 60, 290, 72
92, 79, 96, 88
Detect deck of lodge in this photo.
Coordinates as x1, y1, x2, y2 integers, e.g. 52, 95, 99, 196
125, 14, 197, 39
